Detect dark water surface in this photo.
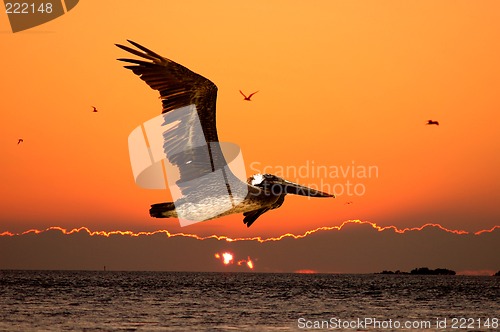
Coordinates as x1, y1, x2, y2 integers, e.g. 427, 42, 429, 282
0, 270, 498, 331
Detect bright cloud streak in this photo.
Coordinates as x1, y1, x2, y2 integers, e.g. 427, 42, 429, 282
1, 220, 498, 241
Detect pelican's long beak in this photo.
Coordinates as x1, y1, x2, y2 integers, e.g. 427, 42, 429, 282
272, 179, 335, 198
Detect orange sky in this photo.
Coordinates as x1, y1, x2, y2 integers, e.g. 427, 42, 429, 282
1, 1, 499, 238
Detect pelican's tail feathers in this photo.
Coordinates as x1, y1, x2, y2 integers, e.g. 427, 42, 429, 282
150, 202, 177, 218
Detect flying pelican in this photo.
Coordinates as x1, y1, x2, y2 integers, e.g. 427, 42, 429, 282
239, 90, 258, 101
426, 120, 439, 126
116, 40, 334, 227
17, 138, 23, 144
92, 106, 98, 112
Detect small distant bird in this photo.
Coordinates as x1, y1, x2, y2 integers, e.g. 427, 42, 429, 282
17, 139, 23, 144
92, 106, 98, 112
426, 120, 439, 126
239, 90, 258, 101
345, 201, 353, 205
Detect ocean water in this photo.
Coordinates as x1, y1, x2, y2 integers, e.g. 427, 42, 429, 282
0, 271, 498, 331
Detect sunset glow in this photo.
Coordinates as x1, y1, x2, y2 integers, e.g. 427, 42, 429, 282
2, 1, 500, 239
237, 257, 255, 270
246, 258, 254, 270
222, 252, 233, 265
213, 251, 256, 270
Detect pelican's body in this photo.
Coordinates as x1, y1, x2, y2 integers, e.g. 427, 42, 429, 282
426, 120, 439, 126
117, 40, 333, 227
150, 173, 332, 227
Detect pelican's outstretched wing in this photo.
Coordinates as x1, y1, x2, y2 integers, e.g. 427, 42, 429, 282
117, 41, 250, 222
116, 40, 233, 181
116, 40, 219, 140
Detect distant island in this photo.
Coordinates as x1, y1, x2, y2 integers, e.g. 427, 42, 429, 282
378, 267, 456, 275
494, 270, 500, 276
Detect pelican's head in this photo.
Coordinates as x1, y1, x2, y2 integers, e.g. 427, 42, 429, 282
248, 173, 334, 198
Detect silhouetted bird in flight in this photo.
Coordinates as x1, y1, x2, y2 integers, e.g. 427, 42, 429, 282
116, 40, 334, 228
426, 120, 439, 126
17, 139, 23, 144
92, 106, 98, 112
239, 90, 258, 101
